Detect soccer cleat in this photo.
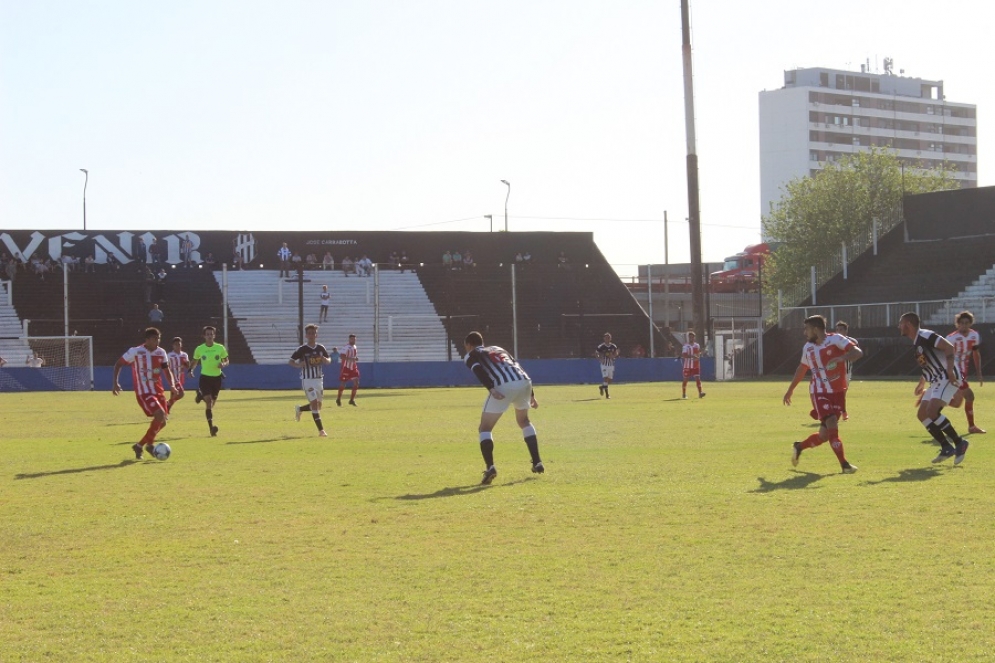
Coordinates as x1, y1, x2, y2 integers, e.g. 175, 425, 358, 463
605, 394, 610, 399
791, 441, 802, 467
532, 461, 545, 474
336, 398, 342, 407
144, 444, 155, 457
841, 463, 858, 474
194, 390, 203, 404
132, 443, 144, 460
210, 425, 219, 437
932, 447, 956, 463
699, 392, 706, 398
599, 385, 605, 396
349, 400, 357, 406
954, 439, 970, 465
294, 405, 301, 422
318, 430, 328, 438
480, 466, 498, 485
968, 426, 986, 434
682, 394, 687, 400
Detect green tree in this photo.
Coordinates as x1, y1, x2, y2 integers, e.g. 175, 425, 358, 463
762, 147, 956, 300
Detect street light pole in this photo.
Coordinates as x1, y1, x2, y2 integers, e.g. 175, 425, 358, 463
79, 169, 89, 230
485, 214, 493, 233
500, 180, 510, 232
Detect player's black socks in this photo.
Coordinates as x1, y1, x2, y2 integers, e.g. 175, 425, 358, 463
206, 407, 213, 425
925, 421, 953, 449
301, 403, 312, 412
312, 411, 323, 431
479, 437, 495, 467
524, 435, 541, 465
604, 386, 609, 397
936, 416, 962, 445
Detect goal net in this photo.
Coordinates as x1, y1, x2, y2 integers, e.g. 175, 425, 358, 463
0, 336, 94, 392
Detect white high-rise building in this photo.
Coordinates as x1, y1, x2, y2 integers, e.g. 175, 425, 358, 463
759, 64, 977, 219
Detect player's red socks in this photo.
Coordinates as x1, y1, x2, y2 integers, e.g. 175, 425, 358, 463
827, 429, 847, 465
799, 433, 823, 450
966, 403, 976, 427
141, 420, 165, 444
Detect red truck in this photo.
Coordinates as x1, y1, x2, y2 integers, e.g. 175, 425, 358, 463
708, 243, 771, 293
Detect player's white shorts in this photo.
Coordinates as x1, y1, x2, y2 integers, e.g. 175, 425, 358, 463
302, 378, 324, 402
924, 379, 959, 405
482, 379, 533, 414
600, 364, 615, 380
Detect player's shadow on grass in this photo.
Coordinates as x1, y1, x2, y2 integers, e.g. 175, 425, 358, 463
861, 467, 944, 485
226, 437, 295, 445
15, 460, 138, 480
387, 478, 535, 501
750, 471, 825, 493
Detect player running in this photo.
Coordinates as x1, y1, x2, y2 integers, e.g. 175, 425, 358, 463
336, 334, 360, 406
783, 315, 862, 474
947, 310, 985, 434
290, 323, 332, 437
681, 332, 706, 399
188, 325, 229, 437
112, 327, 178, 460
595, 332, 619, 399
166, 336, 189, 410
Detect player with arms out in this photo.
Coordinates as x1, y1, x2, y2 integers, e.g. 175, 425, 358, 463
595, 332, 619, 399
112, 327, 178, 460
336, 334, 360, 406
681, 331, 706, 399
291, 323, 332, 437
783, 315, 862, 474
463, 331, 544, 485
166, 336, 189, 411
188, 325, 229, 437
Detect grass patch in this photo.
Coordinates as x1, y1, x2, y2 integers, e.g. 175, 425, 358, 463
2, 381, 994, 661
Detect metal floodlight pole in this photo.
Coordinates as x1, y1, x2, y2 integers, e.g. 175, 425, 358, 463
501, 180, 510, 232
79, 169, 88, 230
680, 0, 706, 345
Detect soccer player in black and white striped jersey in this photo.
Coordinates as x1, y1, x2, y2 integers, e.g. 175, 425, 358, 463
596, 333, 619, 399
289, 324, 332, 437
898, 312, 969, 464
463, 331, 543, 484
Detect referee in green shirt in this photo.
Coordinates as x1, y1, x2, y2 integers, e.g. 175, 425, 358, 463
188, 325, 229, 437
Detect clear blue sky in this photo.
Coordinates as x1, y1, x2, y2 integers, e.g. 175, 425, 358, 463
1, 1, 989, 276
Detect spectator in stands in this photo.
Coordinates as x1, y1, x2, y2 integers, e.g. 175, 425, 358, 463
341, 256, 353, 276
557, 251, 569, 268
291, 251, 303, 273
463, 250, 474, 270
155, 267, 168, 300
61, 254, 76, 272
305, 253, 318, 270
388, 251, 400, 270
357, 255, 372, 277
232, 252, 243, 271
181, 235, 194, 268
26, 351, 45, 368
148, 303, 165, 324
515, 251, 524, 265
31, 255, 49, 280
452, 249, 463, 271
443, 251, 453, 270
278, 242, 292, 277
106, 252, 121, 272
135, 237, 147, 268
204, 252, 217, 270
7, 256, 18, 281
84, 255, 96, 273
400, 250, 410, 273
523, 251, 532, 265
631, 344, 646, 358
322, 251, 334, 271
149, 237, 163, 269
143, 267, 155, 303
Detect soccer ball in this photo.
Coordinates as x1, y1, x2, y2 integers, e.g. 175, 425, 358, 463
153, 443, 172, 461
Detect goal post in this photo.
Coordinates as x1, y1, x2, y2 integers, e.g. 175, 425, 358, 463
0, 336, 94, 391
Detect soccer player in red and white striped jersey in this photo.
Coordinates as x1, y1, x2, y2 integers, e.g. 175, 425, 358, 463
783, 315, 863, 473
680, 332, 705, 399
336, 334, 360, 406
112, 327, 178, 460
947, 310, 985, 434
166, 336, 189, 410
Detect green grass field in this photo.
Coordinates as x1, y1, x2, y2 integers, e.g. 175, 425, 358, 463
2, 381, 994, 662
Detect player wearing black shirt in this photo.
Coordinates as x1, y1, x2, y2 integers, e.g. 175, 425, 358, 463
899, 311, 969, 464
463, 331, 544, 484
289, 324, 332, 437
595, 332, 619, 399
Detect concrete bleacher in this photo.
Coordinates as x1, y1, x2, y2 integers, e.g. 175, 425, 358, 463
0, 280, 31, 361
221, 268, 456, 364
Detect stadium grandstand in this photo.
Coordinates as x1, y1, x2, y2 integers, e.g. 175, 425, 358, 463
766, 185, 995, 377
0, 229, 681, 390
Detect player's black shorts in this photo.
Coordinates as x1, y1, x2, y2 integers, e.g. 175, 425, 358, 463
199, 374, 224, 399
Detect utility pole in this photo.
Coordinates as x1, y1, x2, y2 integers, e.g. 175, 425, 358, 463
680, 0, 706, 345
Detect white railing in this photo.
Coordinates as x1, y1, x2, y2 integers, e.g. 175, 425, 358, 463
778, 297, 995, 329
